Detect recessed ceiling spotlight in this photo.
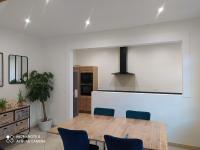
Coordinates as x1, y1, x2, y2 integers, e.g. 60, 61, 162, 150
158, 6, 164, 14
45, 0, 50, 4
156, 4, 165, 18
85, 18, 91, 28
25, 17, 31, 27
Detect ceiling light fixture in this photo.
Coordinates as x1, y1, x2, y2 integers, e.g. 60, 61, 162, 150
156, 4, 165, 18
85, 18, 91, 28
158, 6, 164, 14
45, 0, 50, 4
25, 17, 31, 27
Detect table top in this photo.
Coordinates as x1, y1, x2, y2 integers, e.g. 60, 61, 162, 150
48, 113, 167, 150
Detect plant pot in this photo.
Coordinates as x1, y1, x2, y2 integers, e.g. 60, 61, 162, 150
38, 119, 53, 132
0, 107, 6, 112
17, 102, 26, 107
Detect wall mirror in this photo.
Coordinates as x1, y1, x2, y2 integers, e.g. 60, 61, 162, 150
0, 53, 3, 87
9, 55, 28, 84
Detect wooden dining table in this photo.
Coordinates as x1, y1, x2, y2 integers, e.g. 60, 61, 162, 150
48, 113, 168, 150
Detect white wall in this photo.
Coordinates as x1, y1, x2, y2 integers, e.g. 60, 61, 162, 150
0, 29, 45, 127
74, 42, 182, 93
43, 18, 200, 147
92, 91, 195, 146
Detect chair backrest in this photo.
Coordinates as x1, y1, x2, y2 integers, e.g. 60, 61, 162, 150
58, 128, 90, 150
126, 110, 151, 120
94, 107, 115, 117
104, 135, 143, 150
0, 145, 4, 150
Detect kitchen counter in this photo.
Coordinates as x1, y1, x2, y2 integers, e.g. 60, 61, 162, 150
95, 90, 182, 95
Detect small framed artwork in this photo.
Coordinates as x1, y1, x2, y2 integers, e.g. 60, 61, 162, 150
0, 53, 3, 87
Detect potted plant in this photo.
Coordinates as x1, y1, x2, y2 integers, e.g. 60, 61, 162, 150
24, 71, 54, 131
0, 98, 7, 112
17, 89, 26, 107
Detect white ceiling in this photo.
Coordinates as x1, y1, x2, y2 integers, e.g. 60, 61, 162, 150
0, 0, 200, 37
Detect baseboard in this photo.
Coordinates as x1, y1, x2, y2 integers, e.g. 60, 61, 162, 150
169, 142, 200, 150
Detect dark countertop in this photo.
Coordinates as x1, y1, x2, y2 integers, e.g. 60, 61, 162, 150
95, 90, 182, 95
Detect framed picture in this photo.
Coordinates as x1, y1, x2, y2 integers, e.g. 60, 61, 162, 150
0, 53, 3, 87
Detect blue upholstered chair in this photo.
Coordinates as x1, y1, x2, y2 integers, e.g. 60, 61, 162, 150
94, 107, 115, 117
58, 128, 99, 150
104, 135, 143, 150
0, 145, 4, 150
93, 107, 115, 149
126, 110, 151, 120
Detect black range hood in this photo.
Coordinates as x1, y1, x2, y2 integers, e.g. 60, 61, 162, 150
112, 47, 135, 75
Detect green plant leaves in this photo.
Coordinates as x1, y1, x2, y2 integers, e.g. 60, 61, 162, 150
0, 98, 7, 109
24, 71, 54, 103
17, 89, 26, 103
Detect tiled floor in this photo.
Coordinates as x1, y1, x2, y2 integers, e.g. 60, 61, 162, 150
2, 128, 189, 150
168, 147, 188, 150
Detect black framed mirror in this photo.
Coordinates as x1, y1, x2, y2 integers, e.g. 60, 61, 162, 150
8, 55, 28, 84
0, 53, 3, 87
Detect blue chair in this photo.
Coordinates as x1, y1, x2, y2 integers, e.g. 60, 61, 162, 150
94, 107, 115, 117
104, 135, 143, 150
0, 145, 4, 150
93, 107, 115, 149
126, 110, 151, 120
58, 128, 99, 150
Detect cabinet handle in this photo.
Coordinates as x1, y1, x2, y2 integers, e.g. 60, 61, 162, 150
3, 114, 7, 117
